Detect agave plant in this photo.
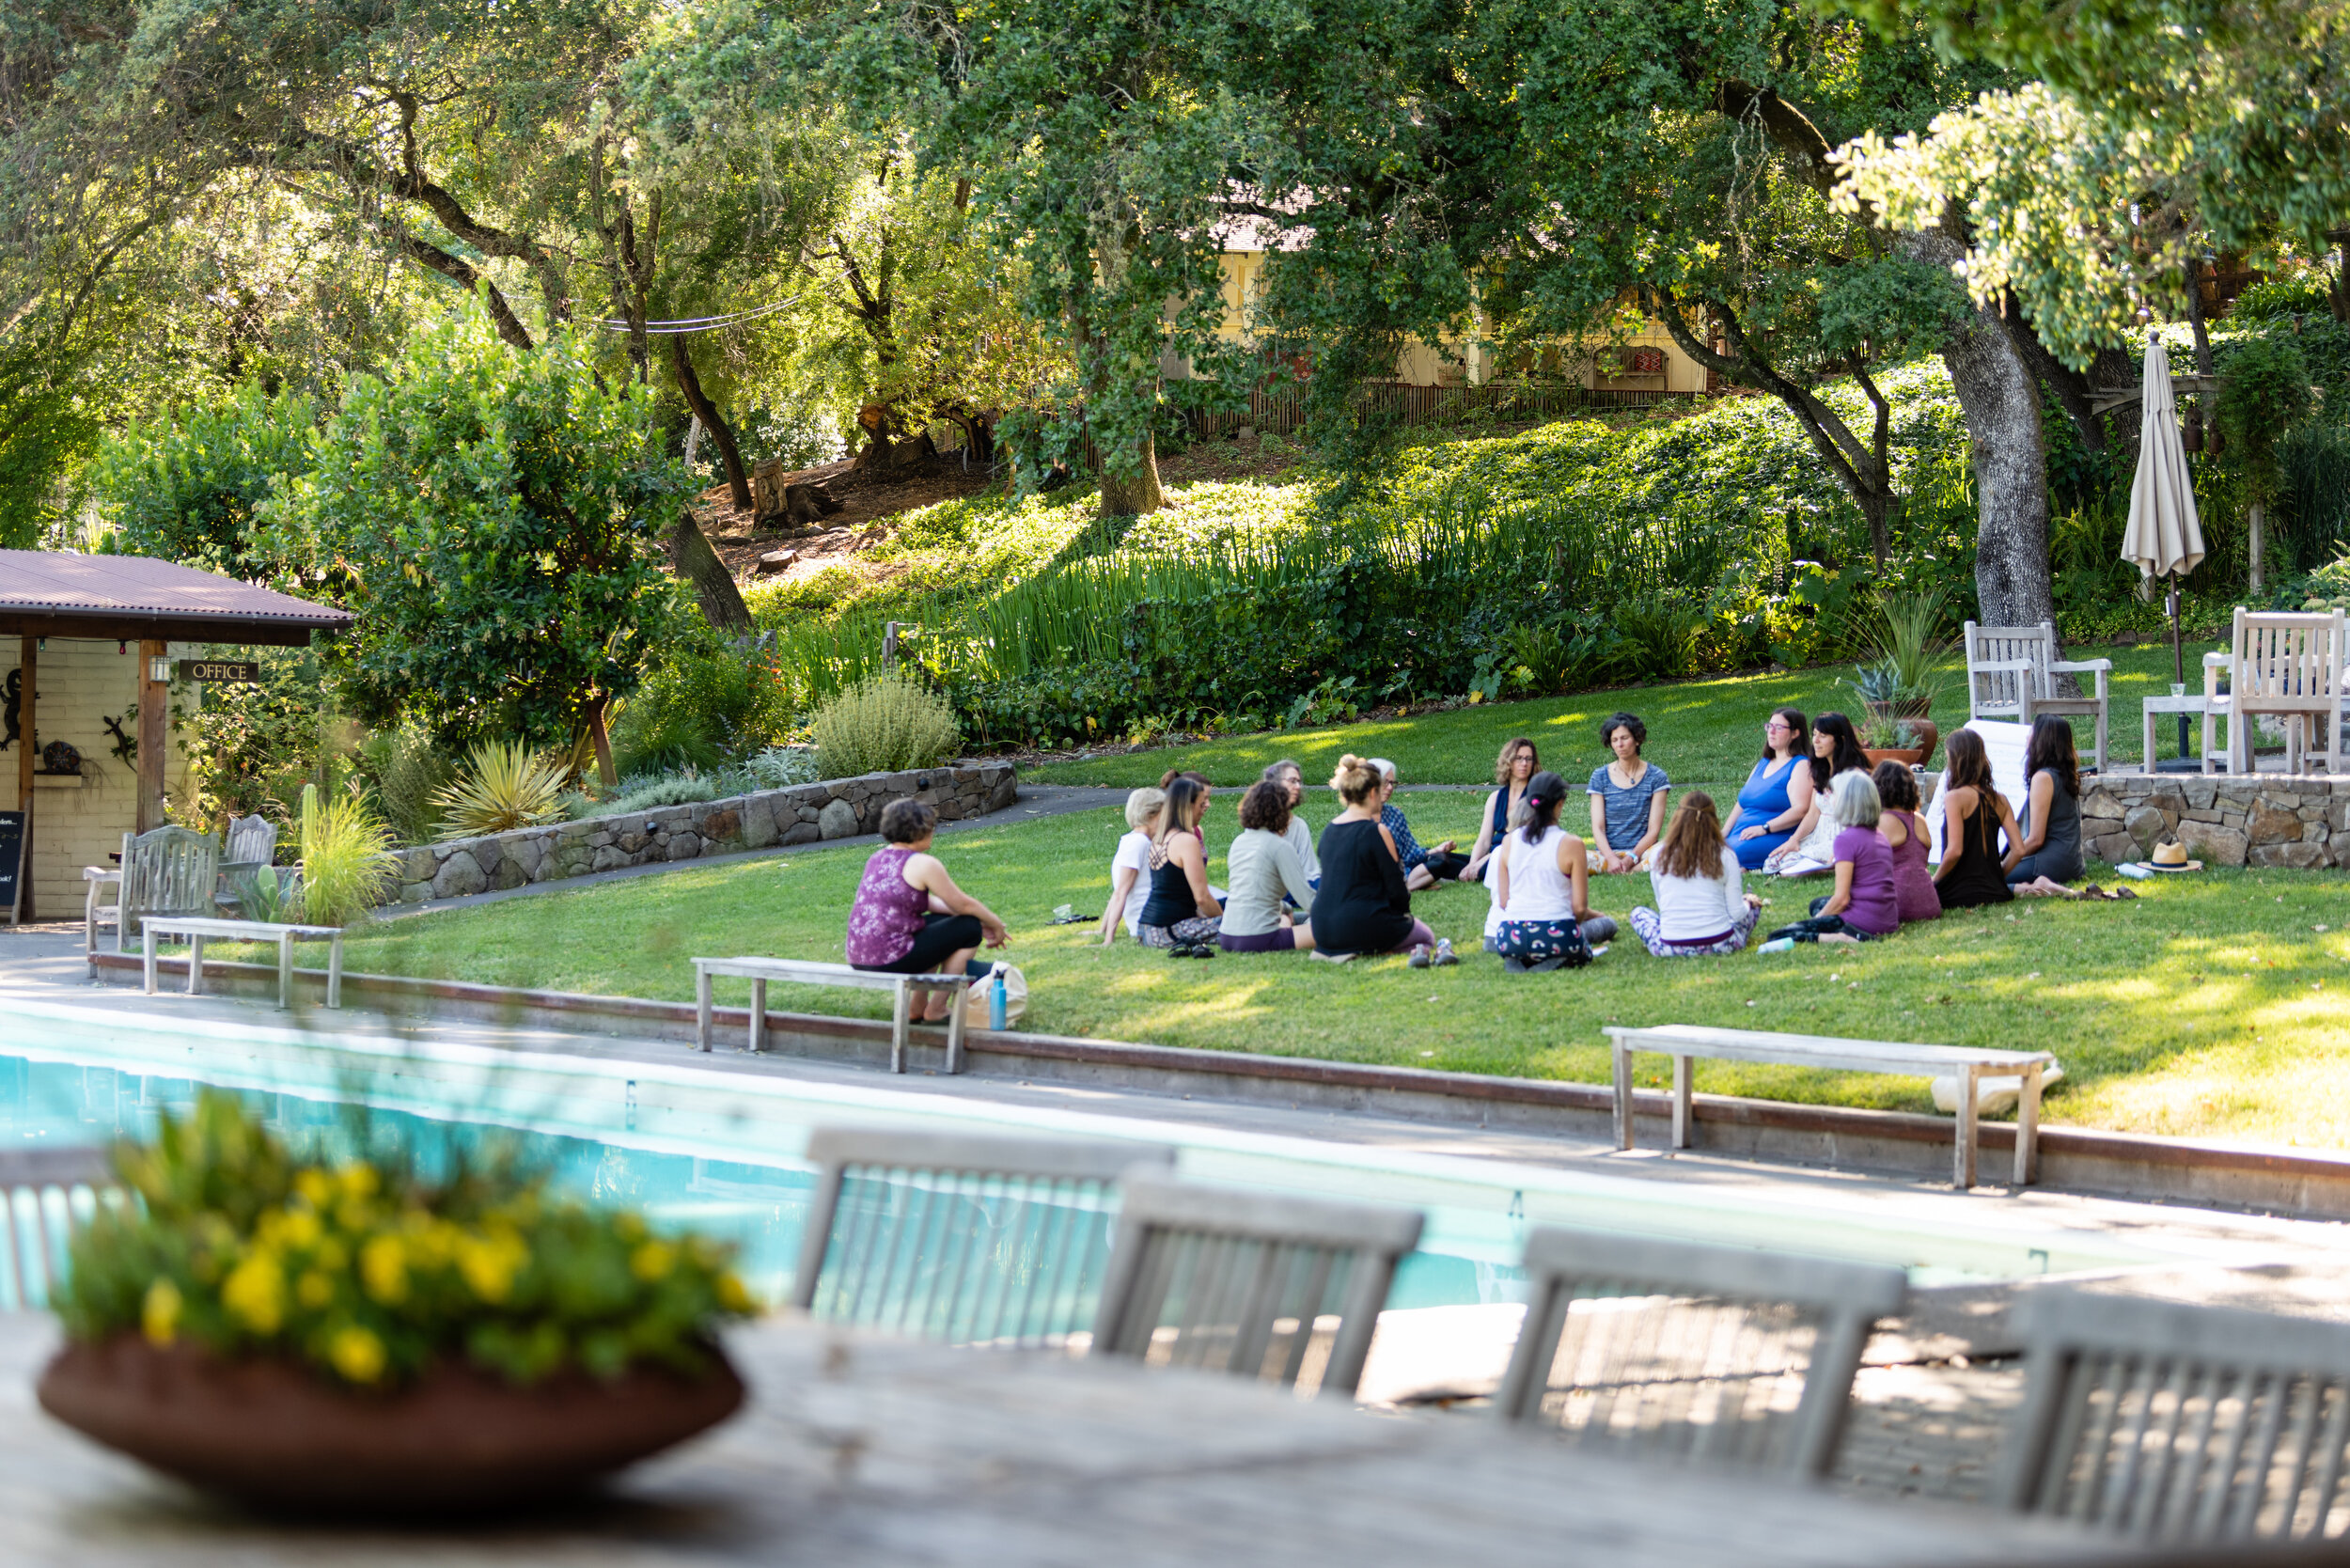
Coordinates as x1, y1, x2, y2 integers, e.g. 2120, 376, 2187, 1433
431, 740, 568, 840
1842, 588, 1950, 711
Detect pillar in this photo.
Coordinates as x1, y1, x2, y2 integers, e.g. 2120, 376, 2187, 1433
137, 639, 167, 833
14, 635, 31, 921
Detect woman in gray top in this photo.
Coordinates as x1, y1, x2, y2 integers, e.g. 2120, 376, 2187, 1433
1262, 759, 1320, 886
1218, 781, 1318, 952
2006, 715, 2085, 895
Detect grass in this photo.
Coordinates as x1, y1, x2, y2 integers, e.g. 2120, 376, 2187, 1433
314, 799, 2350, 1150
1026, 641, 2226, 789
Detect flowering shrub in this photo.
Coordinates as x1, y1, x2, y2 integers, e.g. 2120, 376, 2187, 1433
55, 1091, 753, 1388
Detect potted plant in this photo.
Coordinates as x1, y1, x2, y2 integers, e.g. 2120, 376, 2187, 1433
38, 1090, 754, 1515
1841, 588, 1948, 760
1858, 713, 1938, 769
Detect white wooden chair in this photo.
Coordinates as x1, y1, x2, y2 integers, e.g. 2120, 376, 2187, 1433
1996, 1288, 2350, 1543
1493, 1226, 1907, 1478
791, 1127, 1175, 1346
85, 825, 218, 963
1089, 1172, 1423, 1400
2225, 607, 2346, 776
215, 813, 284, 913
0, 1146, 125, 1310
1963, 619, 2112, 772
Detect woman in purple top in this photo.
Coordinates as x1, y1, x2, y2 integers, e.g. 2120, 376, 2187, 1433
1761, 773, 1900, 944
1871, 760, 1941, 925
845, 799, 1009, 1021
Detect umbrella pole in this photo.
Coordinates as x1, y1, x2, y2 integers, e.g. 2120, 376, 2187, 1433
2171, 575, 2190, 762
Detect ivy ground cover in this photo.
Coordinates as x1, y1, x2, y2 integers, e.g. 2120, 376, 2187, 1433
322, 800, 2350, 1150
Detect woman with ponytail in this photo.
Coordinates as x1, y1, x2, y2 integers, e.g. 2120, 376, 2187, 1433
1491, 771, 1614, 971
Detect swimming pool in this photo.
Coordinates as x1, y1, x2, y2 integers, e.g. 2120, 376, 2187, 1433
0, 997, 2173, 1310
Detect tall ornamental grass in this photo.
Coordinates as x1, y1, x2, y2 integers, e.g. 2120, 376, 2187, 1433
810, 676, 962, 777
296, 784, 398, 926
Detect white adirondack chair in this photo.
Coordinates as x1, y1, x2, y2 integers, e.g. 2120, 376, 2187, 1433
2225, 606, 2346, 775
1962, 619, 2112, 773
85, 825, 219, 964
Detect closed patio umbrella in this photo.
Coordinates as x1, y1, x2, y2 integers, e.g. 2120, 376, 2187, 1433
2121, 332, 2207, 760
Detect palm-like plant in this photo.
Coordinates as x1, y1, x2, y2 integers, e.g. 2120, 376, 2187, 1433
431, 741, 568, 840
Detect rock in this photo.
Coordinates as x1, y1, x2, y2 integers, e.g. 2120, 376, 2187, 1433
492, 857, 528, 891
2175, 820, 2249, 866
2122, 805, 2169, 855
2248, 802, 2304, 846
666, 831, 702, 861
431, 852, 487, 899
2251, 841, 2332, 870
740, 797, 778, 850
591, 845, 630, 872
399, 881, 434, 904
818, 798, 860, 839
783, 822, 821, 846
2183, 780, 2217, 809
697, 808, 740, 843
399, 847, 437, 882
2080, 792, 2124, 822
2089, 831, 2138, 865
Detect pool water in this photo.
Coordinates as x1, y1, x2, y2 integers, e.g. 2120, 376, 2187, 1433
0, 998, 2173, 1311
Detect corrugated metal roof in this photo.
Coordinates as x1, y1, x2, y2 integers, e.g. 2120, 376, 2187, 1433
0, 551, 352, 630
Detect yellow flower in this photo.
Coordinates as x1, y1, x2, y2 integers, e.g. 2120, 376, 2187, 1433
629, 1241, 676, 1282
315, 1237, 348, 1273
614, 1212, 648, 1244
359, 1235, 408, 1305
297, 1270, 336, 1309
328, 1325, 385, 1385
281, 1207, 322, 1249
222, 1254, 286, 1335
454, 1229, 527, 1304
296, 1168, 333, 1208
714, 1272, 752, 1313
339, 1163, 380, 1200
142, 1279, 183, 1346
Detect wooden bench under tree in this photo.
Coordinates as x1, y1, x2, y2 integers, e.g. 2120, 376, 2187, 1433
692, 956, 976, 1073
1604, 1024, 2056, 1189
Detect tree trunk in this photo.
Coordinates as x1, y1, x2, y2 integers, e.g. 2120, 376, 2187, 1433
1907, 233, 2056, 631
586, 697, 618, 787
667, 510, 752, 633
669, 336, 752, 511
1096, 432, 1165, 517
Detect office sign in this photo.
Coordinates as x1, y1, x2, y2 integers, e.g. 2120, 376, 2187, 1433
178, 659, 261, 684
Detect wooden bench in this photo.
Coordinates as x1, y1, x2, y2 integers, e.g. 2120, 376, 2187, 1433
142, 917, 345, 1011
1603, 1024, 2056, 1189
692, 956, 974, 1074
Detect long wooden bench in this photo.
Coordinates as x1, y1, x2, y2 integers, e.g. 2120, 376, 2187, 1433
142, 916, 345, 1011
1603, 1024, 2056, 1189
692, 956, 974, 1074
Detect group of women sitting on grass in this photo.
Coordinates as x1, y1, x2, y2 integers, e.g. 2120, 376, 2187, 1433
839, 703, 2100, 984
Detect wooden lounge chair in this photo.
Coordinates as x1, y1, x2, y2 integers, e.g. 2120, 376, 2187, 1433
1964, 619, 2112, 773
791, 1127, 1175, 1346
84, 824, 218, 970
2223, 607, 2345, 776
1997, 1287, 2350, 1543
1089, 1172, 1423, 1399
1494, 1226, 1907, 1478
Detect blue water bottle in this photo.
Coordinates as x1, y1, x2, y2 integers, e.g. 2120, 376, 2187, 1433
989, 970, 1008, 1030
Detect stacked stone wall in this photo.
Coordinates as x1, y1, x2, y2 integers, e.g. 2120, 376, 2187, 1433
381, 761, 1018, 907
2079, 776, 2350, 869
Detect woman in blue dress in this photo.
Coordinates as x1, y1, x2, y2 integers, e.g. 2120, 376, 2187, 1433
1725, 707, 1815, 870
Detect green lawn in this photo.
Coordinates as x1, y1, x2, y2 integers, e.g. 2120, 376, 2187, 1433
319, 799, 2350, 1150
1026, 641, 2217, 789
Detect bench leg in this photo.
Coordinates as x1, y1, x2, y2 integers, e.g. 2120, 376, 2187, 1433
2015, 1063, 2043, 1185
1612, 1043, 1634, 1152
327, 935, 343, 1010
889, 981, 912, 1074
946, 981, 968, 1075
748, 978, 766, 1055
695, 969, 713, 1053
143, 925, 157, 995
188, 934, 206, 997
276, 936, 292, 1009
1954, 1064, 1980, 1190
1670, 1055, 1693, 1150
2143, 707, 2157, 775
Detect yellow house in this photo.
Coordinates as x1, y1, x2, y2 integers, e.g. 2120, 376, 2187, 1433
1183, 227, 1713, 396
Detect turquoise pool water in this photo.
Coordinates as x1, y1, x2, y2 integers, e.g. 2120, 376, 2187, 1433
0, 998, 2175, 1309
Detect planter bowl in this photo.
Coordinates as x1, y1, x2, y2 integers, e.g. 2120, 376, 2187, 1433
1859, 720, 1939, 770
38, 1334, 744, 1516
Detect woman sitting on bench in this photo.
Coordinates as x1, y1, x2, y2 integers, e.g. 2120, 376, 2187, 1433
846, 799, 1009, 1018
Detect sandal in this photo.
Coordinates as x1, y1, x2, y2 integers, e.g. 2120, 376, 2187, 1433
1408, 944, 1433, 968
1433, 938, 1458, 966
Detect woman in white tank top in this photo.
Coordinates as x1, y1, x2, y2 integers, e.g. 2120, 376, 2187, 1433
1491, 772, 1613, 971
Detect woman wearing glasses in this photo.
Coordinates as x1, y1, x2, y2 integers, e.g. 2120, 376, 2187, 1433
1724, 707, 1814, 870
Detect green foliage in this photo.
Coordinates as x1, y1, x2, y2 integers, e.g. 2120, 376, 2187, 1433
2281, 420, 2350, 571
1841, 586, 1951, 706
744, 745, 820, 789
178, 650, 332, 826
431, 741, 569, 841
609, 634, 793, 776
295, 787, 399, 927
2217, 334, 2317, 507
568, 773, 721, 822
810, 676, 962, 777
55, 1090, 752, 1388
226, 867, 292, 924
87, 384, 315, 581
276, 306, 689, 747
359, 722, 455, 848
2234, 277, 2336, 322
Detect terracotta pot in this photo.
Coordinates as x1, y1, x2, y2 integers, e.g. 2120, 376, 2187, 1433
1860, 719, 1939, 770
1862, 747, 1925, 769
38, 1334, 744, 1515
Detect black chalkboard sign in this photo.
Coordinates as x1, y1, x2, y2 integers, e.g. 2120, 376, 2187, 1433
0, 810, 22, 924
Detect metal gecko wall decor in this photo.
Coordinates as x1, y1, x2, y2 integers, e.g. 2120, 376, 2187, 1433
1, 668, 18, 752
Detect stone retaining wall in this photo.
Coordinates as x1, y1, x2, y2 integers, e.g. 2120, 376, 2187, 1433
382, 761, 1019, 906
2081, 775, 2350, 869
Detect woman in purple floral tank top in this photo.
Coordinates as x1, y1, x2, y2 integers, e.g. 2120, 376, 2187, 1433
845, 800, 1008, 1021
